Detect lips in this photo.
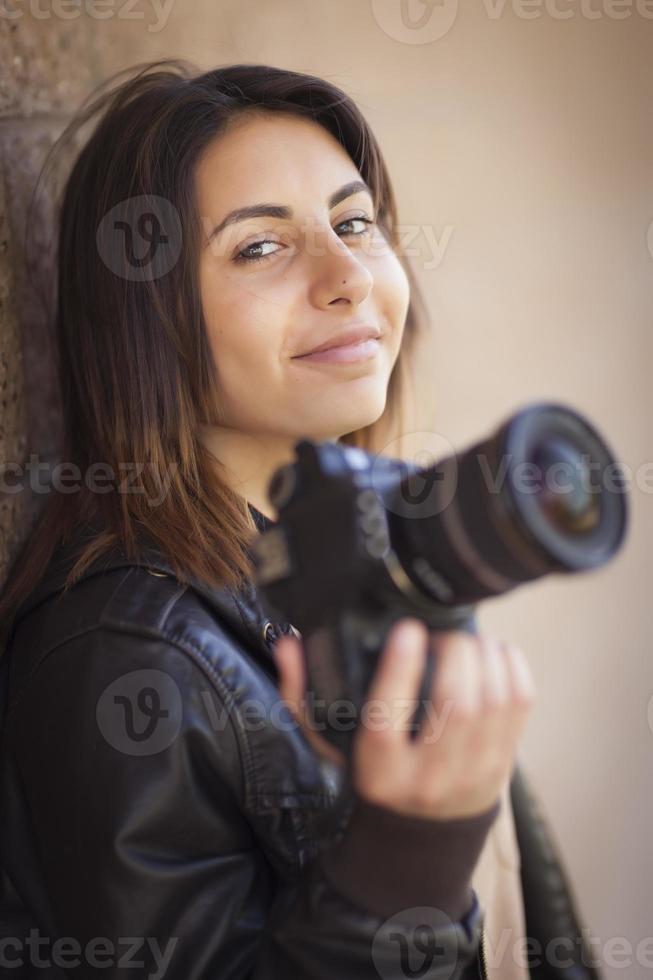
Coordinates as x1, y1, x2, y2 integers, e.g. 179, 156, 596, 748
292, 324, 381, 358
292, 338, 380, 366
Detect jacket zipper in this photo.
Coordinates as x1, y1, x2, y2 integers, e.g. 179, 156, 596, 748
478, 925, 489, 980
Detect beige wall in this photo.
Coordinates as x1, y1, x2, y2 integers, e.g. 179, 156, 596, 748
2, 1, 651, 975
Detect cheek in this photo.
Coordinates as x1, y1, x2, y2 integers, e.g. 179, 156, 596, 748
203, 272, 264, 362
209, 320, 272, 398
201, 275, 288, 410
372, 250, 411, 339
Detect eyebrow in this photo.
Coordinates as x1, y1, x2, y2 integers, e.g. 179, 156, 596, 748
204, 179, 373, 247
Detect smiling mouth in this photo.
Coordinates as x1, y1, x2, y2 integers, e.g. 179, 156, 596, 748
291, 337, 381, 365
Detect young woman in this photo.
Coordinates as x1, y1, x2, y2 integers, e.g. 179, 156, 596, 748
0, 61, 600, 979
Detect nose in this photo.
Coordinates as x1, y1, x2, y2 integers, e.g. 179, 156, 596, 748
307, 228, 374, 309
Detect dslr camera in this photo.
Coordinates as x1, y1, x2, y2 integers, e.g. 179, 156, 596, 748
252, 402, 628, 758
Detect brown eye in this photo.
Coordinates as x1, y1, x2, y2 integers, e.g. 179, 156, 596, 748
336, 216, 375, 236
232, 215, 375, 265
233, 239, 283, 264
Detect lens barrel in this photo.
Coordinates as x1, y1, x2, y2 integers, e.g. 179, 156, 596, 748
385, 403, 628, 604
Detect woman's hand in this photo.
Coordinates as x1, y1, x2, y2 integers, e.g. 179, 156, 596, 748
274, 616, 536, 820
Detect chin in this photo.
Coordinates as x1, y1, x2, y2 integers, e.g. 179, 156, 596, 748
303, 393, 388, 442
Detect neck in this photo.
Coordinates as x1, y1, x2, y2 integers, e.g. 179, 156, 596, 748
198, 424, 330, 522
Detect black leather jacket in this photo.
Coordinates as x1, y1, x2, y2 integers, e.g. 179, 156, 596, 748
0, 509, 601, 980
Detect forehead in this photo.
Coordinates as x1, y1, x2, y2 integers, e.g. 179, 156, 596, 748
194, 111, 365, 213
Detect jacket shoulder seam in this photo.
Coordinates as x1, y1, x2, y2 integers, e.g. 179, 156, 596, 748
98, 565, 189, 633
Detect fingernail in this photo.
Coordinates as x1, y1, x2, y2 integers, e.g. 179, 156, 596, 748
394, 618, 425, 649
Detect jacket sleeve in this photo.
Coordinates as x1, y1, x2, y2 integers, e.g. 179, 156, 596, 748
7, 625, 492, 980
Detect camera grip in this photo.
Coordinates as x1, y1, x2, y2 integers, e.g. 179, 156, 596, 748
302, 610, 479, 758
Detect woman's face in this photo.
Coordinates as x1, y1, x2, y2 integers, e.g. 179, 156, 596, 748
196, 111, 410, 442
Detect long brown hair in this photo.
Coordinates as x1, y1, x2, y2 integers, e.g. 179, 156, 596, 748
0, 58, 430, 639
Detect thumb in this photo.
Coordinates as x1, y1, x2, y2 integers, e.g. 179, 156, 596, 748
274, 634, 348, 770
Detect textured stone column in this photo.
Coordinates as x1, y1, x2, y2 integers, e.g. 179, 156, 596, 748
0, 8, 98, 589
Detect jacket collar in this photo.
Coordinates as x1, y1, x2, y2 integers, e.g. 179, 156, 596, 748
12, 505, 284, 655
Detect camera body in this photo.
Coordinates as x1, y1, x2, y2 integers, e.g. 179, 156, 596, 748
252, 402, 628, 757
254, 441, 477, 755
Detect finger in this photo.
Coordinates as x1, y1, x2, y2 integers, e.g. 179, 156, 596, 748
474, 635, 513, 778
431, 631, 481, 719
502, 641, 537, 743
364, 618, 429, 734
273, 634, 305, 711
274, 635, 347, 769
503, 642, 537, 708
478, 635, 510, 708
482, 641, 535, 782
307, 730, 348, 769
416, 631, 481, 754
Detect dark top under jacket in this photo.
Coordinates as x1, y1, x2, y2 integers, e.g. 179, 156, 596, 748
0, 505, 602, 979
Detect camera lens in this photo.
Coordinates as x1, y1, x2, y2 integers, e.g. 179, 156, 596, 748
385, 402, 628, 605
531, 436, 601, 535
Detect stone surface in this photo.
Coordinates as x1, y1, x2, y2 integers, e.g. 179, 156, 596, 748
1, 121, 72, 468
0, 105, 88, 591
0, 6, 106, 591
0, 156, 31, 588
0, 8, 95, 119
